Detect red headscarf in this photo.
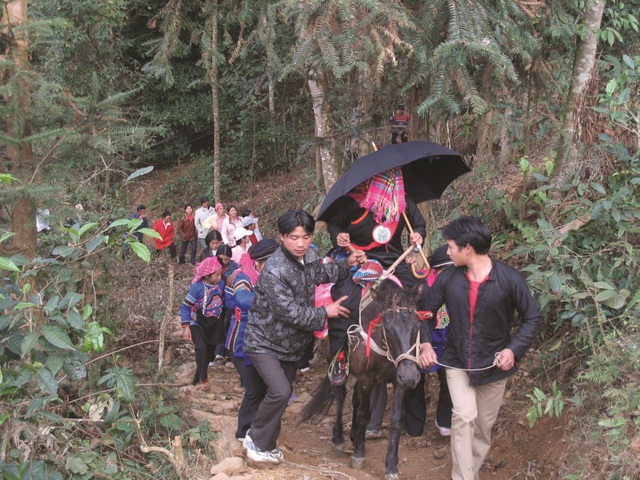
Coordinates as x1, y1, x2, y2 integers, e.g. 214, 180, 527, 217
192, 256, 222, 284
348, 167, 406, 225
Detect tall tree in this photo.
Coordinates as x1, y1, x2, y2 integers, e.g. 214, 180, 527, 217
556, 0, 606, 170
2, 0, 36, 257
204, 0, 222, 202
278, 0, 415, 192
407, 0, 538, 163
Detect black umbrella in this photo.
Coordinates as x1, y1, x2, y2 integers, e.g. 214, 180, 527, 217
316, 141, 470, 222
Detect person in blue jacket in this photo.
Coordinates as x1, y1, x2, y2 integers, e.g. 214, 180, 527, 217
180, 256, 225, 391
224, 238, 279, 442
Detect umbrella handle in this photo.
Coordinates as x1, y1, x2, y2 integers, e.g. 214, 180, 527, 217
401, 211, 432, 275
411, 263, 428, 279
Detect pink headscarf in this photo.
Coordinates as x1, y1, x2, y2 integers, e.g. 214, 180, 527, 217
192, 256, 222, 284
238, 253, 258, 285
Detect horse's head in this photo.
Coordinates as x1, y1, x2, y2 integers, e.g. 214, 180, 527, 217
370, 279, 422, 389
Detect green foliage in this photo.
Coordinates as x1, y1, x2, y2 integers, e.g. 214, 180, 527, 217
0, 170, 192, 477
599, 0, 639, 47
594, 53, 640, 144
466, 128, 639, 477
412, 0, 538, 119
526, 381, 565, 427
573, 326, 640, 475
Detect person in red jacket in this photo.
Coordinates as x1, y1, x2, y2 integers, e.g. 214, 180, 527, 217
388, 105, 409, 144
152, 210, 177, 260
178, 204, 197, 265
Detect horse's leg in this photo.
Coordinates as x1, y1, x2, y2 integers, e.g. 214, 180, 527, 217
384, 383, 406, 479
351, 380, 372, 469
332, 384, 346, 452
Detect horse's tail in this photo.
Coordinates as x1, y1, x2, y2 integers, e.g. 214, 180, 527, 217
300, 376, 335, 422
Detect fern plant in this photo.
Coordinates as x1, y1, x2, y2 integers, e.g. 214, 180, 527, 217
526, 381, 565, 428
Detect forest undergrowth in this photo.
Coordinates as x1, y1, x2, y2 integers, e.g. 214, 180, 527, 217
1, 133, 640, 479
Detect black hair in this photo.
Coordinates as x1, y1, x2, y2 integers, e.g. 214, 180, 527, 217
184, 203, 193, 210
137, 205, 146, 212
205, 229, 222, 245
228, 205, 237, 213
442, 216, 491, 255
242, 209, 252, 217
217, 244, 233, 257
277, 209, 315, 236
161, 210, 171, 218
200, 197, 209, 205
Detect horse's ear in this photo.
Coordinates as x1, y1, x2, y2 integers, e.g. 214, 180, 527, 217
370, 283, 383, 303
408, 283, 422, 303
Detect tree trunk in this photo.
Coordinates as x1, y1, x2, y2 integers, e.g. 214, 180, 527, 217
499, 102, 514, 166
307, 68, 339, 193
4, 0, 36, 257
209, 0, 221, 202
476, 110, 494, 165
555, 0, 605, 172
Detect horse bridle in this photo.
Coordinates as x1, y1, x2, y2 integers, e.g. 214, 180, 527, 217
349, 306, 422, 368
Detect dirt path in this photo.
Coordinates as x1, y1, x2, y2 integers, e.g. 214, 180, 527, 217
176, 348, 566, 480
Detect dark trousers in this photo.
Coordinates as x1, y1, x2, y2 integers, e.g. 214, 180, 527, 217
403, 368, 453, 435
190, 325, 216, 384
179, 239, 197, 265
232, 357, 267, 439
367, 383, 388, 431
391, 131, 408, 144
246, 352, 297, 451
297, 339, 315, 369
154, 243, 177, 260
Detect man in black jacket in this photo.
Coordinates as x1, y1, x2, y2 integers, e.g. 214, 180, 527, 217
418, 216, 541, 480
243, 210, 365, 464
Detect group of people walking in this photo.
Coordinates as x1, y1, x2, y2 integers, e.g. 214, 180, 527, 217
177, 173, 541, 480
131, 198, 261, 266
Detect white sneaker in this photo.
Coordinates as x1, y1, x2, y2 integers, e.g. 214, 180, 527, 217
365, 429, 382, 439
244, 433, 282, 464
269, 447, 284, 462
435, 421, 451, 437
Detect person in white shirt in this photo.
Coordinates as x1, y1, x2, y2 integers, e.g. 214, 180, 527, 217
194, 197, 215, 251
231, 227, 251, 263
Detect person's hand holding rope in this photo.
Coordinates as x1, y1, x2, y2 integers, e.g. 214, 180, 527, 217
347, 249, 367, 267
418, 342, 437, 369
493, 348, 515, 371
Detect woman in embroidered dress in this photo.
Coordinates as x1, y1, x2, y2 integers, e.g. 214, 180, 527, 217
180, 256, 225, 391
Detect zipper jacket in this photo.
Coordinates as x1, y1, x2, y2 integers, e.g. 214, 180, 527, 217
420, 258, 541, 386
243, 245, 351, 362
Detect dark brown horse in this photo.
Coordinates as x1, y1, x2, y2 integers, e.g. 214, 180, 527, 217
302, 279, 423, 479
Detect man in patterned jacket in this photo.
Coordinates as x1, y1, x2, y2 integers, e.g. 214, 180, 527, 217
242, 209, 366, 464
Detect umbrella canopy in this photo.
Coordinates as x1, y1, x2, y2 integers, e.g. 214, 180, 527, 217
317, 141, 470, 222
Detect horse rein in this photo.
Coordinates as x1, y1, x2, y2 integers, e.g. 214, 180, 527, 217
348, 306, 422, 368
